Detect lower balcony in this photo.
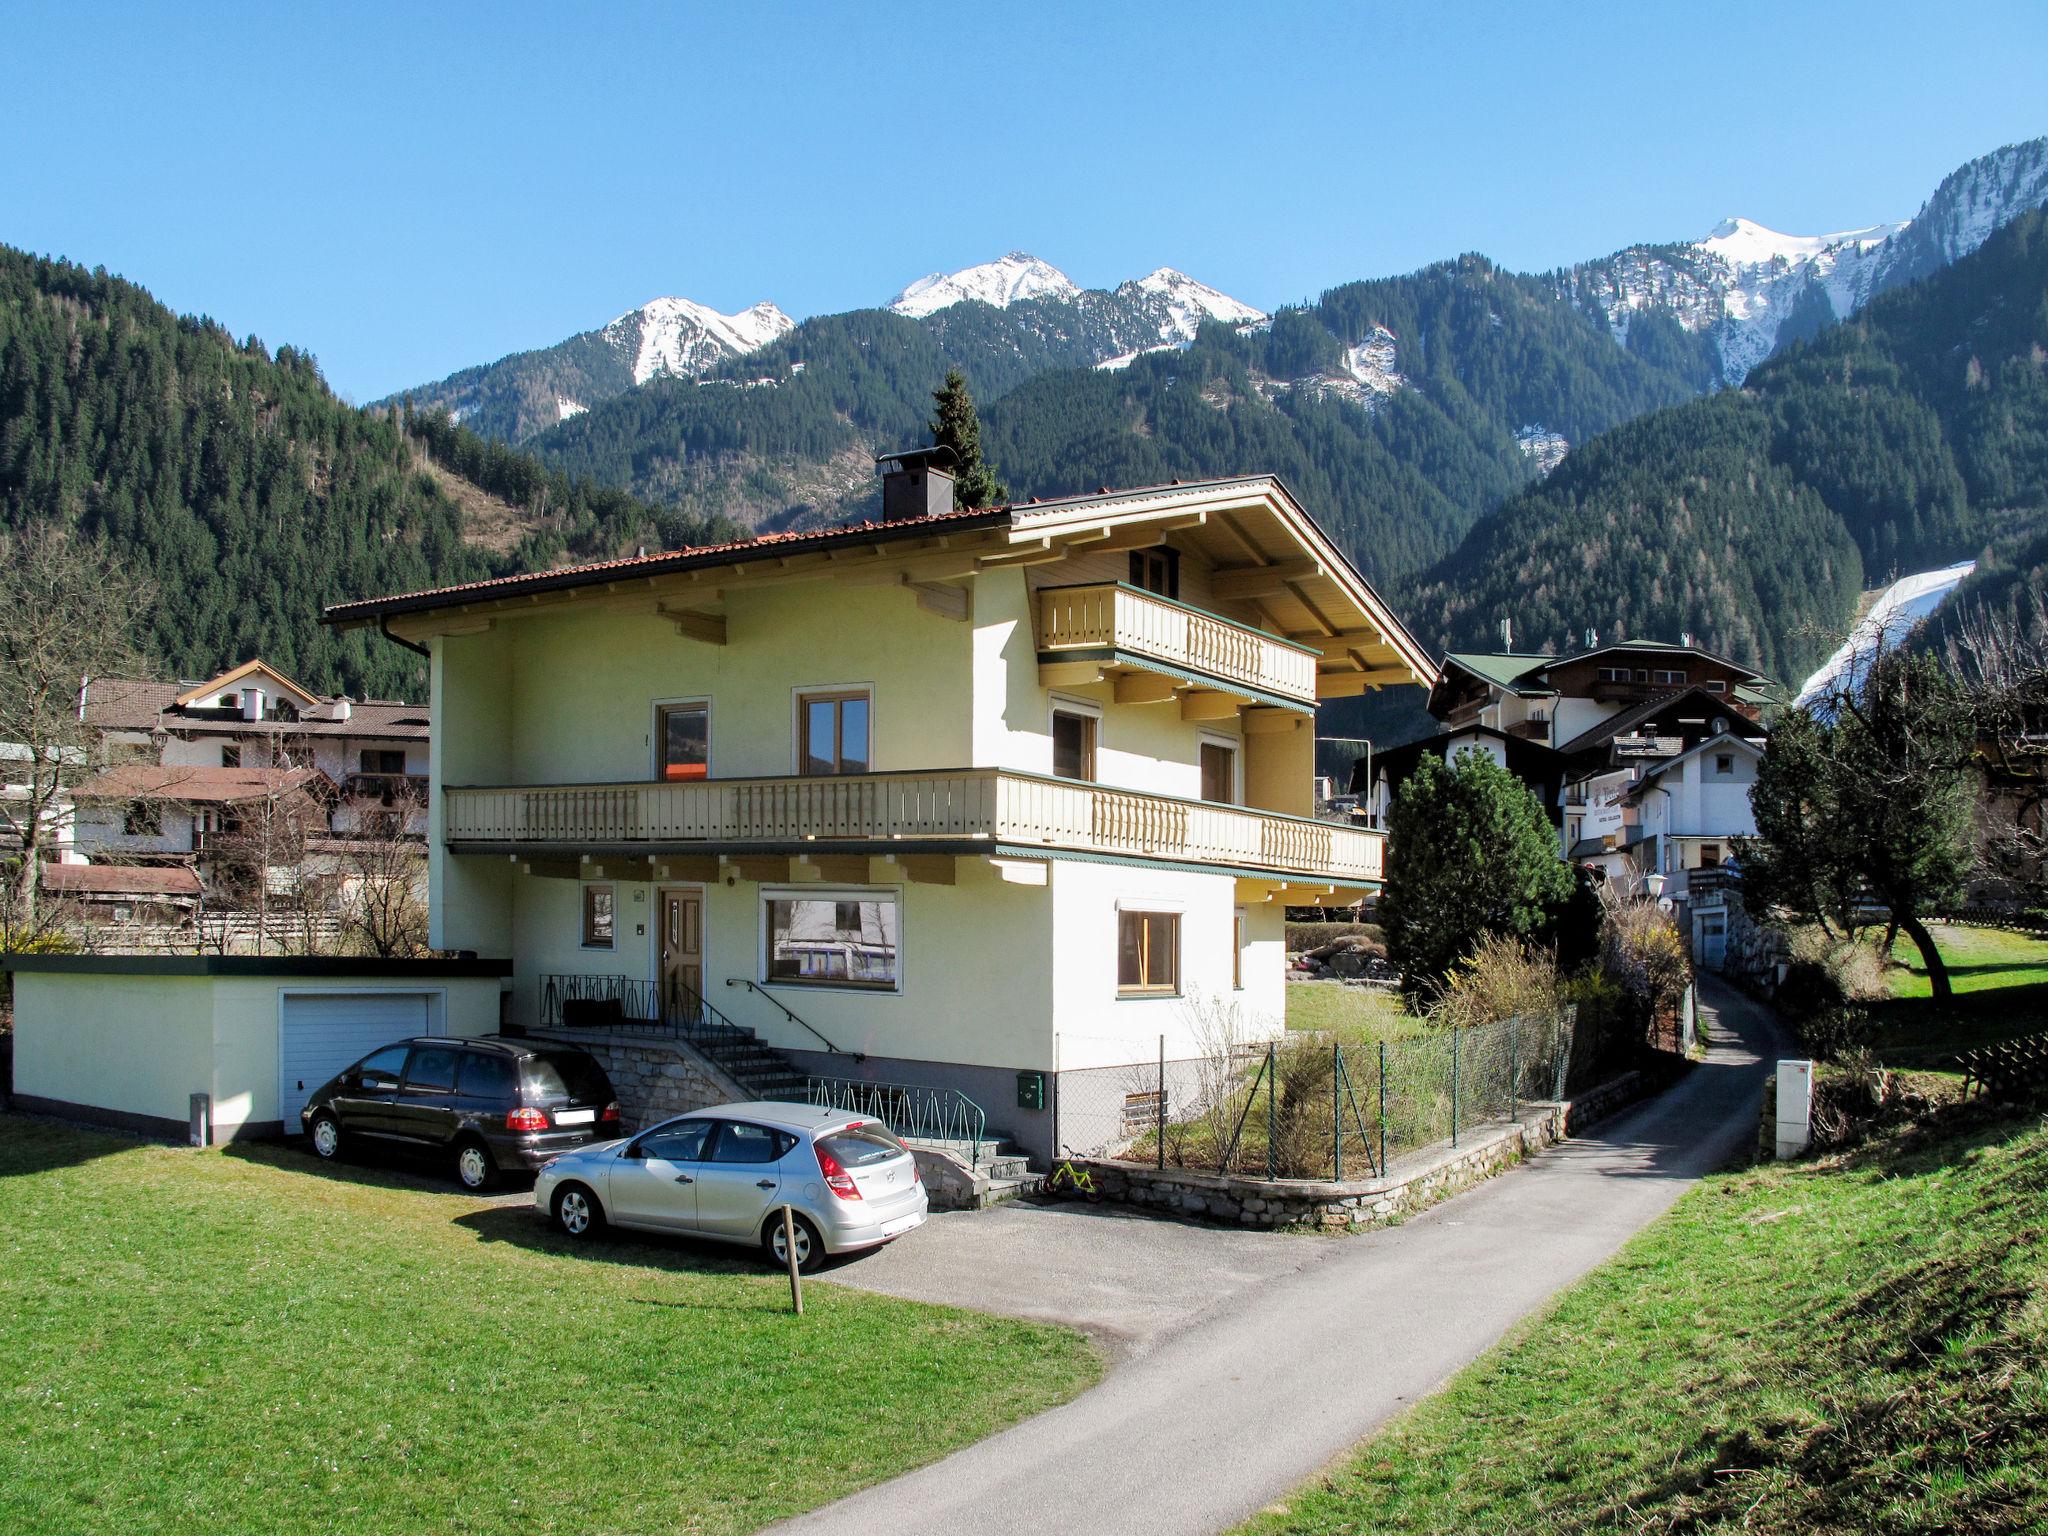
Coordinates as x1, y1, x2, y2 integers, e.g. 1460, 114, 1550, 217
443, 768, 1384, 889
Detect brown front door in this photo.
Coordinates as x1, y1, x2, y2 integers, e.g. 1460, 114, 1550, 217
658, 888, 703, 1023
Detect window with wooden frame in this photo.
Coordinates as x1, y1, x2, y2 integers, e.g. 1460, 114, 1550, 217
581, 884, 616, 950
1128, 546, 1180, 600
1051, 706, 1098, 782
657, 700, 710, 781
359, 748, 405, 775
798, 690, 871, 776
1199, 739, 1238, 804
221, 744, 241, 769
1117, 910, 1179, 995
1699, 842, 1723, 868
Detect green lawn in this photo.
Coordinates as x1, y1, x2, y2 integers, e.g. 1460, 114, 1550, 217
1887, 921, 2048, 999
1242, 1104, 2048, 1535
0, 1117, 1099, 1536
1284, 980, 1424, 1043
1862, 923, 2048, 1071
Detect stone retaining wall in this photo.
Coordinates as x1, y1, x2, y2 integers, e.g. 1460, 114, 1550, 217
529, 1032, 742, 1132
1073, 1070, 1660, 1232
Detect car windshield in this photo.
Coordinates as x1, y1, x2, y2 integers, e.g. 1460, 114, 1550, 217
520, 1051, 610, 1103
816, 1122, 906, 1168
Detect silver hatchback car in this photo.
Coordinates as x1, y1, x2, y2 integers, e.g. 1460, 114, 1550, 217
533, 1101, 928, 1271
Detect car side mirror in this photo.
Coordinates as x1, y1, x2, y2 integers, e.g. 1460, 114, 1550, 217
621, 1143, 645, 1160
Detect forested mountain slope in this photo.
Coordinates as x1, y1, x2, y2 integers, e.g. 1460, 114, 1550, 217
1403, 206, 2048, 686
0, 247, 734, 699
526, 256, 1709, 578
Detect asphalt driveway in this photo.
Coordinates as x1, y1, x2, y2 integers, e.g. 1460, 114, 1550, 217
773, 977, 1784, 1536
824, 1197, 1328, 1356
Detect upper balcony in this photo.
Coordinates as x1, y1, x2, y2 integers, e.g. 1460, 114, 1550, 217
1035, 582, 1319, 710
443, 768, 1383, 892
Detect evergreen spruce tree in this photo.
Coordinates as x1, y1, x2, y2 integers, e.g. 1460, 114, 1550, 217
928, 369, 1008, 508
1379, 750, 1574, 992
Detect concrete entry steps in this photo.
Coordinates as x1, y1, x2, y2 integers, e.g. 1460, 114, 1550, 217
907, 1134, 1043, 1210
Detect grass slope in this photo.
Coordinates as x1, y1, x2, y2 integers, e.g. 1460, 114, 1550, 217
1887, 922, 2048, 1000
0, 1119, 1098, 1536
1242, 1104, 2048, 1535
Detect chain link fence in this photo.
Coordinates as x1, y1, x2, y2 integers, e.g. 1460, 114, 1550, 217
1055, 1003, 1650, 1181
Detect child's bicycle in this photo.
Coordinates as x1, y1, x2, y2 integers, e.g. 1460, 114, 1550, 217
1046, 1158, 1102, 1203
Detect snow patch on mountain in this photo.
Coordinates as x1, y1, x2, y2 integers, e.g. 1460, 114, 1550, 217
1515, 425, 1570, 475
1288, 327, 1405, 411
1120, 267, 1266, 343
1795, 562, 1977, 712
606, 297, 795, 387
555, 397, 587, 422
890, 253, 1079, 317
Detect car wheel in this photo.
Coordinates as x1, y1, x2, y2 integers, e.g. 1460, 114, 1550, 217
452, 1138, 497, 1192
553, 1183, 605, 1239
307, 1112, 343, 1162
763, 1210, 826, 1273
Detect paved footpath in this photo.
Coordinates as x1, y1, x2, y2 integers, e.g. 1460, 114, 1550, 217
773, 979, 1783, 1536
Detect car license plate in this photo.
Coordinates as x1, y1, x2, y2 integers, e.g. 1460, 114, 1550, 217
881, 1211, 925, 1239
554, 1108, 595, 1126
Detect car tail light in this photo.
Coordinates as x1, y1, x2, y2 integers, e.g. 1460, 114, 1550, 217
600, 1101, 621, 1125
506, 1106, 548, 1132
909, 1157, 922, 1185
814, 1143, 862, 1201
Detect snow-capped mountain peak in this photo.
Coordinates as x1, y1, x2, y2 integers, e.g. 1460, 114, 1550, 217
603, 297, 794, 387
598, 296, 794, 391
1123, 267, 1266, 341
889, 253, 1079, 317
1698, 215, 1903, 269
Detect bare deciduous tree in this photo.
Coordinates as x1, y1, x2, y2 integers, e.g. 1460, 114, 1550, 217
331, 792, 429, 958
0, 524, 155, 946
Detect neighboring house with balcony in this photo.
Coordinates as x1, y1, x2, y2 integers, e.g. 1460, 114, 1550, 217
323, 466, 1434, 1160
76, 659, 431, 861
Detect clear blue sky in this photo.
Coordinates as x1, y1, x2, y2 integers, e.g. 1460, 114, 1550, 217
5, 1, 2043, 402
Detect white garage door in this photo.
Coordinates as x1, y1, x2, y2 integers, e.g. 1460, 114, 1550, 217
278, 992, 435, 1130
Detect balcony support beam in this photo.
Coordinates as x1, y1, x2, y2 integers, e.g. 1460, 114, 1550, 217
792, 854, 872, 883
1179, 689, 1240, 721
722, 855, 790, 884
988, 857, 1050, 886
1114, 673, 1181, 705
889, 854, 957, 886
1040, 659, 1106, 688
518, 858, 584, 880
1242, 707, 1303, 735
649, 854, 721, 882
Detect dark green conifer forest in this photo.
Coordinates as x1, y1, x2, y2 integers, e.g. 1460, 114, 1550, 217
0, 247, 735, 699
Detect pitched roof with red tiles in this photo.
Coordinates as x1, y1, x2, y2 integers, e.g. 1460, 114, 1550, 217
71, 764, 325, 804
321, 503, 1014, 624
41, 863, 204, 898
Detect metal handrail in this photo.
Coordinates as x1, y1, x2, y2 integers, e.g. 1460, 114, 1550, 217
540, 971, 757, 1055
807, 1076, 986, 1166
725, 976, 853, 1057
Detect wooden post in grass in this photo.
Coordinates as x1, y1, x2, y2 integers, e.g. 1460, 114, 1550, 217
782, 1206, 804, 1315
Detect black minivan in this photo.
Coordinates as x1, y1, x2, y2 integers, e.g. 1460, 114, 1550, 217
300, 1035, 620, 1190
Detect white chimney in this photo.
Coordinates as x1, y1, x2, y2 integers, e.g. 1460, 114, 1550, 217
333, 696, 352, 722
241, 686, 264, 722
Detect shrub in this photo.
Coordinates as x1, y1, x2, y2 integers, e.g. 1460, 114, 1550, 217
1800, 1004, 1877, 1063
1599, 892, 1691, 1024
1777, 930, 1889, 1020
1427, 934, 1566, 1032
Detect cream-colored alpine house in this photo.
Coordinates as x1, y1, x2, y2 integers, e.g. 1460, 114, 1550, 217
326, 472, 1433, 1156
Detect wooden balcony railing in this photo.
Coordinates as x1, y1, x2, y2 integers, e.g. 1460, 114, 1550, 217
444, 768, 1384, 885
1035, 582, 1319, 705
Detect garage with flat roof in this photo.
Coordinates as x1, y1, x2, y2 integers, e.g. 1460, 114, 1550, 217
2, 954, 511, 1142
